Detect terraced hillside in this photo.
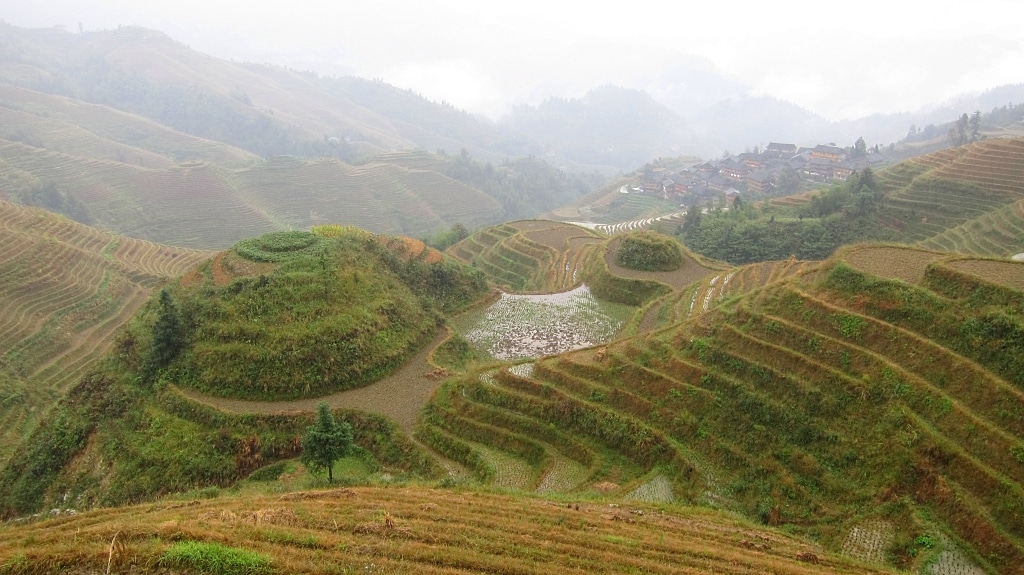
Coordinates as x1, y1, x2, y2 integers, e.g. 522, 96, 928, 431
427, 245, 1024, 574
0, 487, 890, 575
0, 135, 510, 248
0, 199, 210, 465
447, 221, 606, 292
236, 156, 502, 239
0, 83, 258, 170
768, 138, 1024, 259
0, 24, 597, 249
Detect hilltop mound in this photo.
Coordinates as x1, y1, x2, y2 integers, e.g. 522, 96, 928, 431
446, 220, 726, 302
153, 229, 489, 401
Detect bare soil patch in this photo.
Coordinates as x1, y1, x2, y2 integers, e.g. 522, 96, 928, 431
511, 221, 601, 250
944, 258, 1024, 290
839, 246, 945, 284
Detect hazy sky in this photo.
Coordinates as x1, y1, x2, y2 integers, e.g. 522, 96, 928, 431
3, 0, 1023, 121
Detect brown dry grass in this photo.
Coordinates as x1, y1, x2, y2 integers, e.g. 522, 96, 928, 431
943, 258, 1024, 290
838, 245, 946, 284
0, 486, 893, 575
377, 235, 444, 264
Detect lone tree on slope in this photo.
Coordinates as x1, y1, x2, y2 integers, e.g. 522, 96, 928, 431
301, 403, 354, 482
148, 289, 183, 377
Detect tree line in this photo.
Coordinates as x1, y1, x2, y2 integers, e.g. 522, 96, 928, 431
677, 169, 895, 264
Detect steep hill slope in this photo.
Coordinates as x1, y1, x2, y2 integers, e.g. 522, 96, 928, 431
0, 23, 544, 164
426, 245, 1024, 574
0, 199, 210, 466
0, 128, 506, 248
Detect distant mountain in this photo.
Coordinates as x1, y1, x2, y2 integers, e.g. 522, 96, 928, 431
502, 85, 697, 170
0, 23, 606, 247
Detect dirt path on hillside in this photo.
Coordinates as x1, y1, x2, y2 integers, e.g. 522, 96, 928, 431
174, 329, 450, 433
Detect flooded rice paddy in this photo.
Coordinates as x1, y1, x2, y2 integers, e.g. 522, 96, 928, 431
452, 284, 633, 361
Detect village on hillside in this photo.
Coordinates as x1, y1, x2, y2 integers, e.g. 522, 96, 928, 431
633, 141, 892, 211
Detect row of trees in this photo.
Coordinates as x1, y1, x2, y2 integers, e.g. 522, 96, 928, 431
949, 112, 983, 146
677, 169, 894, 264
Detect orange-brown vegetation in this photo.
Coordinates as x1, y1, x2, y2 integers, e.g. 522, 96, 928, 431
377, 235, 443, 264
838, 245, 946, 284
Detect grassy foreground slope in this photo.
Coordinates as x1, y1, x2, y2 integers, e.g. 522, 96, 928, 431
0, 486, 891, 575
428, 244, 1024, 574
0, 199, 210, 466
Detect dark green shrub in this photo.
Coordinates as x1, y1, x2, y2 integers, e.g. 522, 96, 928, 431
234, 231, 324, 262
616, 231, 684, 271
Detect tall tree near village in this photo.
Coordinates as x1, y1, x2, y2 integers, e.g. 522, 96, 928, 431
302, 403, 354, 482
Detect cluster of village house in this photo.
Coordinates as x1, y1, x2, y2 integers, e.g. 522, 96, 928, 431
636, 142, 891, 209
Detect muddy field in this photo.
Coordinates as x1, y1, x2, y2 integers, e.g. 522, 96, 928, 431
510, 220, 602, 250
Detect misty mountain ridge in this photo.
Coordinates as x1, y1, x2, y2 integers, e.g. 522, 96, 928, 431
2, 21, 1023, 174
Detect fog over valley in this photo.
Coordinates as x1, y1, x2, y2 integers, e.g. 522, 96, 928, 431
5, 0, 1024, 157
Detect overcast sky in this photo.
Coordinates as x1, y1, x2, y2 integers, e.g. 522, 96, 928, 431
3, 0, 1023, 121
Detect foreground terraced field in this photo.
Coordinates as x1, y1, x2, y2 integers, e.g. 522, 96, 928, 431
0, 486, 891, 575
0, 200, 211, 465
427, 245, 1024, 574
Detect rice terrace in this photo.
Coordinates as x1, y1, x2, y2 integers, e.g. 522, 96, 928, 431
1, 21, 1024, 574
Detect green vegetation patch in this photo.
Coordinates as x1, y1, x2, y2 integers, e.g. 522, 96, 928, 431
159, 541, 272, 575
616, 230, 684, 271
155, 231, 486, 400
233, 230, 326, 262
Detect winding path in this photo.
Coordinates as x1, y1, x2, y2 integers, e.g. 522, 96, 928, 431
174, 329, 450, 433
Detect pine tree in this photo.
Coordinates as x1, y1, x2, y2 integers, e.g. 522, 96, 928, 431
149, 289, 183, 374
301, 403, 353, 482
